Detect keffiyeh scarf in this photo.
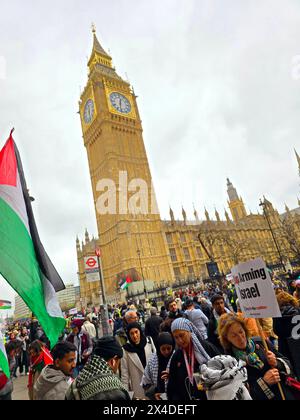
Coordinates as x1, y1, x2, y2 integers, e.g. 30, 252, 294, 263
74, 355, 127, 400
200, 355, 252, 400
171, 318, 210, 365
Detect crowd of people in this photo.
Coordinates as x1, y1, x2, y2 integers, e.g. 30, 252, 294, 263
1, 271, 300, 401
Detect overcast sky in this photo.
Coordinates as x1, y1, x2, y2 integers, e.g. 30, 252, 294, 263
0, 0, 299, 303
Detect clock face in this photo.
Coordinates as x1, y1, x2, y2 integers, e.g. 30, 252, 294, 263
84, 99, 95, 124
110, 92, 131, 114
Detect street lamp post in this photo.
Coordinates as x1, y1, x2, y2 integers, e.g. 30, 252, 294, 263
137, 249, 147, 299
259, 199, 286, 272
95, 248, 109, 336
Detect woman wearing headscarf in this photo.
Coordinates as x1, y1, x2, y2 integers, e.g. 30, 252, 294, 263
121, 322, 156, 399
141, 332, 175, 400
167, 318, 220, 400
218, 313, 295, 400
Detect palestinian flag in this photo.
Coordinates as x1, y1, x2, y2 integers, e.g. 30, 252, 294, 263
0, 130, 66, 347
120, 276, 133, 290
0, 331, 9, 378
0, 300, 12, 310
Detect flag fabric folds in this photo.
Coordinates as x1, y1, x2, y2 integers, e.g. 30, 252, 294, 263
0, 331, 10, 378
120, 276, 133, 290
0, 131, 66, 347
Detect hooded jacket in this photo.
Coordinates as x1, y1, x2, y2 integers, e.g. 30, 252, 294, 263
34, 365, 72, 400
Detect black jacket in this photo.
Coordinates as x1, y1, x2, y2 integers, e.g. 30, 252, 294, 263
144, 315, 163, 348
230, 337, 295, 401
167, 339, 220, 400
273, 305, 300, 378
207, 314, 223, 353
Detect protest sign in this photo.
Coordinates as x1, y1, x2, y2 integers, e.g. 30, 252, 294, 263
231, 258, 281, 319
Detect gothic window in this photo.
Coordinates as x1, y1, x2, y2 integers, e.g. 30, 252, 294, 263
196, 247, 202, 258
183, 247, 191, 261
180, 233, 186, 243
169, 248, 177, 262
166, 233, 173, 244
188, 266, 194, 275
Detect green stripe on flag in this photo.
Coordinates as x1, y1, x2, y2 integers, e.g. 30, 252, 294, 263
0, 334, 10, 378
0, 197, 65, 347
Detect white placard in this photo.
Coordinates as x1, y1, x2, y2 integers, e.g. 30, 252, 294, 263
231, 258, 281, 319
84, 256, 100, 283
68, 308, 78, 315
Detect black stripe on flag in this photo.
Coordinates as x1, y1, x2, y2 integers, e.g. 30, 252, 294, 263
14, 142, 65, 293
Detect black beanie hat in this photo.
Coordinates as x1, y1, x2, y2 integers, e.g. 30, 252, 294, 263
93, 336, 123, 360
157, 332, 175, 348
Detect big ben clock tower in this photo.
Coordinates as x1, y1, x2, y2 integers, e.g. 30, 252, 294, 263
79, 28, 175, 296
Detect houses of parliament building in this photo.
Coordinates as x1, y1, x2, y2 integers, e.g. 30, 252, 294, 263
76, 30, 300, 306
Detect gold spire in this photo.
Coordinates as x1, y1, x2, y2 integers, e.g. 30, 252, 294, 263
88, 27, 113, 71
295, 149, 300, 176
182, 206, 187, 224
169, 206, 175, 223
205, 207, 210, 222
193, 204, 200, 222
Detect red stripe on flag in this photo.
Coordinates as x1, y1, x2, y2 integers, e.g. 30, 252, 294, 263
0, 132, 17, 187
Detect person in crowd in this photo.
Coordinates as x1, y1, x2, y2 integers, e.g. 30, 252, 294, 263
218, 313, 295, 400
191, 296, 202, 310
142, 332, 175, 400
159, 306, 168, 321
113, 313, 123, 336
273, 291, 300, 378
167, 318, 220, 401
257, 318, 278, 349
121, 322, 156, 399
227, 283, 238, 312
66, 319, 93, 378
185, 298, 209, 340
17, 327, 30, 376
28, 340, 53, 400
115, 310, 140, 347
159, 318, 174, 334
81, 316, 97, 341
144, 299, 151, 318
208, 294, 232, 352
293, 279, 300, 303
166, 298, 184, 320
66, 336, 130, 400
34, 341, 76, 400
175, 297, 183, 311
144, 307, 163, 349
198, 297, 213, 319
137, 303, 146, 324
0, 341, 17, 401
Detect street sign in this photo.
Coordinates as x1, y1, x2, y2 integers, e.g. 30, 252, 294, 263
84, 256, 100, 283
95, 248, 101, 257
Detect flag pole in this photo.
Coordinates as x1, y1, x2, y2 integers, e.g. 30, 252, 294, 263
95, 248, 109, 336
